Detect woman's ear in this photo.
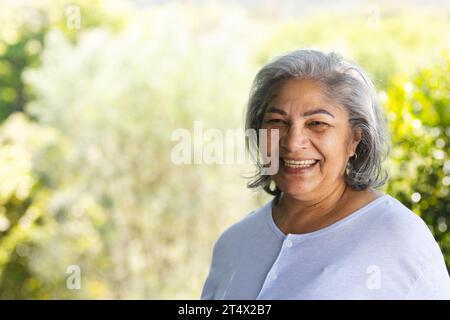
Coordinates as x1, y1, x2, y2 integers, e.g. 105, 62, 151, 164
349, 127, 362, 157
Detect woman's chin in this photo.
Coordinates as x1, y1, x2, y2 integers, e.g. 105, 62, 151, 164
276, 182, 316, 197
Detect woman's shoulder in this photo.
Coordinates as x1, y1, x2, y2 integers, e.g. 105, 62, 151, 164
211, 200, 273, 255
370, 194, 443, 262
380, 195, 432, 235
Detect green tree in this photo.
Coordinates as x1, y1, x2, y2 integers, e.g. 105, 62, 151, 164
4, 4, 262, 298
255, 12, 450, 89
0, 0, 128, 122
0, 113, 61, 298
384, 52, 450, 268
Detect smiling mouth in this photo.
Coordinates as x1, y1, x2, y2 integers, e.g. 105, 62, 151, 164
281, 158, 319, 169
264, 158, 320, 173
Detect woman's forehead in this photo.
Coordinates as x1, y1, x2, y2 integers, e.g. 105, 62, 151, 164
271, 79, 335, 104
268, 81, 345, 117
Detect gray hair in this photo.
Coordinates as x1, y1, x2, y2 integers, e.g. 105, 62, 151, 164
245, 49, 390, 198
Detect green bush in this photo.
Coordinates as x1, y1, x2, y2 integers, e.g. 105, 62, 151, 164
384, 52, 450, 268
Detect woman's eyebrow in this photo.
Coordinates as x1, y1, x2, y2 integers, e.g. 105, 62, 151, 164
304, 108, 335, 118
265, 107, 287, 116
266, 107, 335, 118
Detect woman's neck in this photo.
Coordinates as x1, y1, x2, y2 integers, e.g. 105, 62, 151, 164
272, 184, 382, 235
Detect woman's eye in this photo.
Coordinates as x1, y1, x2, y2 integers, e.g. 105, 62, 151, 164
309, 121, 327, 127
265, 119, 285, 124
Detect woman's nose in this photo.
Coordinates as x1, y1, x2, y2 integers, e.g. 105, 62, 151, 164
280, 123, 310, 152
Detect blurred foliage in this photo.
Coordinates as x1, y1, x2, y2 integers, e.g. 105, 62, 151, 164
256, 11, 450, 89
0, 113, 61, 298
1, 1, 262, 298
384, 52, 450, 266
0, 0, 449, 298
0, 0, 129, 122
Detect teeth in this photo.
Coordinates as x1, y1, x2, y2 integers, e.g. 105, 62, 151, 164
283, 159, 317, 165
283, 159, 317, 168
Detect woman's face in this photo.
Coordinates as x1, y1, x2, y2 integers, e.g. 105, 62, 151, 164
261, 78, 361, 200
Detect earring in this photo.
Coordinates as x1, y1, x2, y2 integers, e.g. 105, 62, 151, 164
353, 153, 358, 160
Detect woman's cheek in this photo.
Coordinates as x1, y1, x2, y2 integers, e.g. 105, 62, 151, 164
260, 127, 280, 158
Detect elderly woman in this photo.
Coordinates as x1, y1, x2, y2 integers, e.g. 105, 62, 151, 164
200, 49, 450, 300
